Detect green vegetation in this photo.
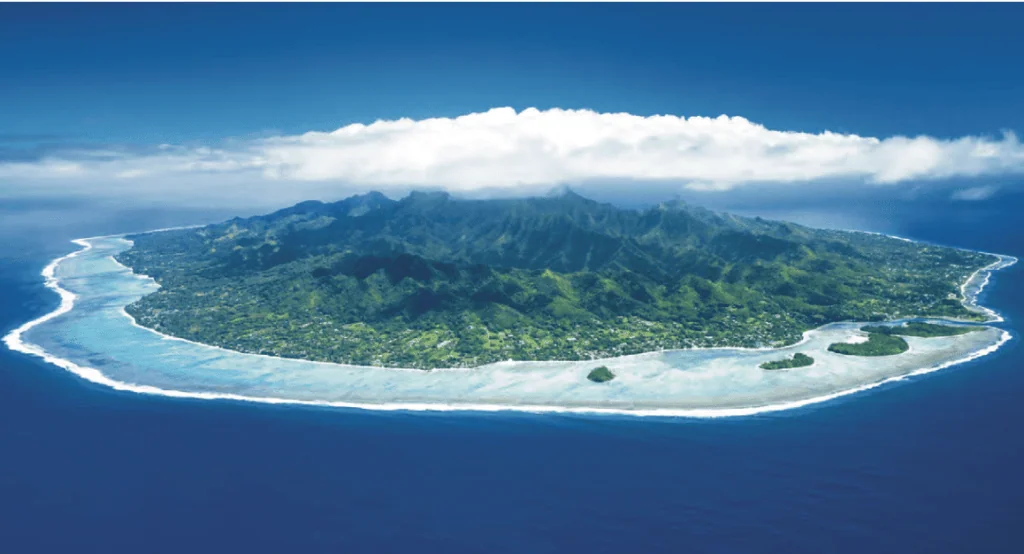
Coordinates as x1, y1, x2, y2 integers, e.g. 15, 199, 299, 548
760, 352, 814, 370
116, 190, 996, 369
828, 333, 909, 356
861, 321, 977, 337
587, 366, 615, 383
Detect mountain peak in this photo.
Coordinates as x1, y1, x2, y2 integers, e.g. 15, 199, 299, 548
335, 190, 394, 217
357, 191, 389, 202
545, 185, 585, 200
657, 198, 688, 211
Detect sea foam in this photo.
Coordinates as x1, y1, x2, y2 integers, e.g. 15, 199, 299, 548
2, 232, 1017, 418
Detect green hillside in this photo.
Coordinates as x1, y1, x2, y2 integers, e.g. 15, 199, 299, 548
116, 190, 995, 368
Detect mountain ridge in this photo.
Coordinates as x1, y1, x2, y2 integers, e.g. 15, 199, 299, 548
116, 190, 996, 368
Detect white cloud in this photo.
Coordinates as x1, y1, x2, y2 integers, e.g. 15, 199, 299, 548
3, 107, 1024, 202
951, 185, 1000, 201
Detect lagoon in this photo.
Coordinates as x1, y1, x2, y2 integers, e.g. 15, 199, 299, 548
7, 234, 1015, 417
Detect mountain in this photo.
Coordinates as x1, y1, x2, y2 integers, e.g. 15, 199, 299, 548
116, 190, 996, 368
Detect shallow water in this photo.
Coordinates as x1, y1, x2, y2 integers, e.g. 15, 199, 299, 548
11, 234, 1013, 415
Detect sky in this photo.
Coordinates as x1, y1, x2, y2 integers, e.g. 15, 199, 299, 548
2, 3, 1024, 211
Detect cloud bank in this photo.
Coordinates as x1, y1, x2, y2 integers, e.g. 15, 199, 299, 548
951, 185, 1000, 201
3, 107, 1023, 204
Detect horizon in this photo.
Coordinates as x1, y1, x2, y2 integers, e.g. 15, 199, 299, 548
3, 4, 1024, 213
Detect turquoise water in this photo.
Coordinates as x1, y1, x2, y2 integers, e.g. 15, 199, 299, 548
12, 235, 1013, 416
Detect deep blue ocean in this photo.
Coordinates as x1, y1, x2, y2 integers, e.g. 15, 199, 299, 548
2, 196, 1023, 553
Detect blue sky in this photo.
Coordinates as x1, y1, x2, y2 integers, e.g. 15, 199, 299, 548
2, 3, 1023, 208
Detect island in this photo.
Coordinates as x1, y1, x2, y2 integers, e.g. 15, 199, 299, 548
828, 333, 910, 356
114, 190, 998, 369
7, 223, 1013, 415
587, 366, 616, 383
861, 321, 977, 337
760, 353, 814, 370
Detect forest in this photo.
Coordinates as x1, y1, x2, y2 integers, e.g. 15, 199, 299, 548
117, 190, 996, 368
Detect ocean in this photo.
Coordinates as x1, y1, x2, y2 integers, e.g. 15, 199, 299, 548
1, 196, 1022, 553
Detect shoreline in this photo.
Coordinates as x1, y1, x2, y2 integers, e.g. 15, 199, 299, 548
960, 253, 1017, 323
110, 231, 1014, 369
2, 230, 1017, 418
